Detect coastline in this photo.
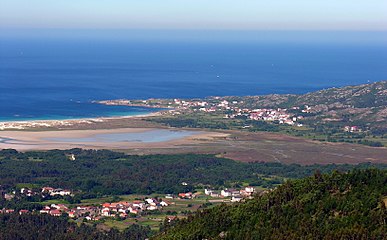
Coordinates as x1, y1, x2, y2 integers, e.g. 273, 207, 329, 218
0, 111, 164, 131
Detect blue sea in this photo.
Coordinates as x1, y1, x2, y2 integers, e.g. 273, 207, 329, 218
1, 30, 386, 122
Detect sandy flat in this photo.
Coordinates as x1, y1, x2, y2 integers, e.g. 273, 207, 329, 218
1, 124, 386, 165
0, 128, 229, 151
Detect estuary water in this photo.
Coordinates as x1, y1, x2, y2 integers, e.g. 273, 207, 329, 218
45, 129, 201, 143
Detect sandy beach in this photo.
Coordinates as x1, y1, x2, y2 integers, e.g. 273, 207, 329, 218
0, 112, 164, 131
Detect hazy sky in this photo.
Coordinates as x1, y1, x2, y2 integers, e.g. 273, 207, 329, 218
0, 0, 386, 30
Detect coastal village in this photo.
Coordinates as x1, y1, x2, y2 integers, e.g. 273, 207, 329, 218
0, 185, 257, 222
99, 97, 367, 133
99, 97, 306, 127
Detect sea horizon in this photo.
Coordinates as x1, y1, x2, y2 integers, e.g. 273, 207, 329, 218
1, 30, 386, 122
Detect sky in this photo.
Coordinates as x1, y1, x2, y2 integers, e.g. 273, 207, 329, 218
0, 0, 386, 30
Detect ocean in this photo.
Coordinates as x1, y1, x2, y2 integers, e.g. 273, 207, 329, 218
1, 30, 386, 121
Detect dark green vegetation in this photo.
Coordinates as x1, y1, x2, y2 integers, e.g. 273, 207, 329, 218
0, 213, 151, 240
155, 169, 387, 240
1, 149, 387, 239
1, 149, 386, 197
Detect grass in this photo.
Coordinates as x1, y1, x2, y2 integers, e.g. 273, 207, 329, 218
15, 183, 40, 189
104, 219, 137, 231
365, 136, 387, 146
80, 196, 114, 205
40, 199, 70, 205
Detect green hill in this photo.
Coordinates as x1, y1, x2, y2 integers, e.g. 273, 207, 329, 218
155, 169, 387, 240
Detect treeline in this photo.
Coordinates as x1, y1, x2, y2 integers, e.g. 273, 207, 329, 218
149, 115, 281, 132
155, 169, 387, 240
0, 149, 386, 197
0, 213, 150, 240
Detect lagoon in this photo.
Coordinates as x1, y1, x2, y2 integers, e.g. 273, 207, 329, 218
45, 129, 201, 143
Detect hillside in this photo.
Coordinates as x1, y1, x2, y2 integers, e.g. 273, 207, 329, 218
225, 81, 387, 129
294, 81, 387, 129
155, 169, 387, 240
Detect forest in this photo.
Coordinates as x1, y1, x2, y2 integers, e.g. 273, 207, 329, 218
1, 149, 386, 239
0, 213, 151, 240
155, 169, 387, 240
1, 149, 386, 197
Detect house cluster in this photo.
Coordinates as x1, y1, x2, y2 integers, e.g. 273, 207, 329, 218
248, 109, 303, 126
177, 192, 194, 199
167, 98, 304, 126
100, 198, 169, 218
344, 125, 362, 133
40, 204, 72, 217
301, 105, 312, 113
1, 186, 73, 200
1, 198, 171, 221
204, 186, 256, 202
41, 187, 72, 197
0, 187, 73, 201
98, 97, 309, 127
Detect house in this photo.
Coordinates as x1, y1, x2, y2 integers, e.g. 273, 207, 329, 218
204, 189, 214, 195
245, 186, 255, 193
167, 216, 178, 223
101, 208, 111, 217
51, 204, 68, 211
178, 192, 193, 199
165, 194, 174, 199
221, 188, 243, 197
49, 209, 62, 217
50, 189, 71, 196
41, 187, 55, 193
20, 188, 36, 197
129, 208, 139, 215
210, 191, 220, 198
231, 195, 243, 202
68, 211, 77, 218
221, 190, 232, 197
4, 209, 14, 214
40, 206, 51, 214
147, 205, 158, 211
4, 193, 14, 201
117, 208, 126, 213
19, 210, 29, 215
231, 190, 240, 197
102, 203, 111, 208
